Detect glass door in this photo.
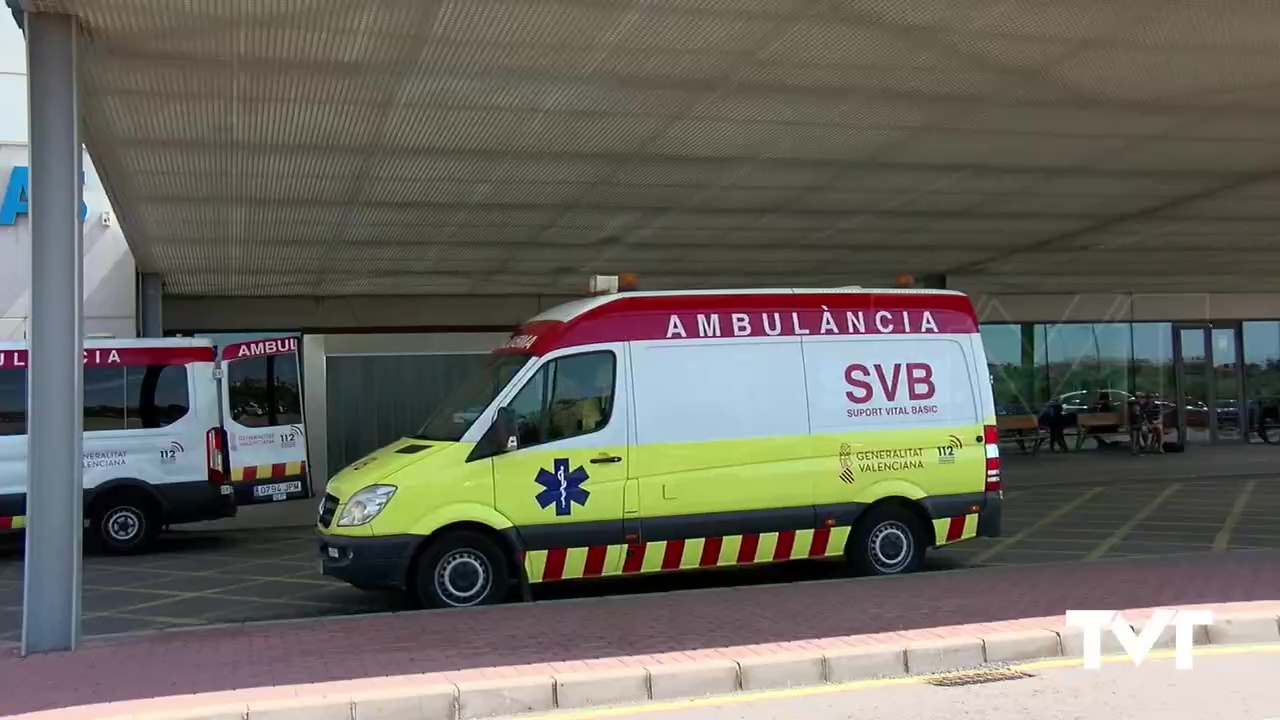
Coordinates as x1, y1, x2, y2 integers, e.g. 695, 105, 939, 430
1174, 326, 1210, 445
1211, 326, 1245, 442
1173, 324, 1245, 444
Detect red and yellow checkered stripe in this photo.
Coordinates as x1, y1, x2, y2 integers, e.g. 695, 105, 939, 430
525, 527, 853, 584
0, 515, 26, 531
231, 461, 307, 483
525, 513, 980, 583
932, 513, 979, 547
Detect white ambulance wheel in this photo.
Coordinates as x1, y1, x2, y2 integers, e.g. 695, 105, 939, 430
412, 531, 510, 610
848, 505, 926, 576
90, 491, 159, 555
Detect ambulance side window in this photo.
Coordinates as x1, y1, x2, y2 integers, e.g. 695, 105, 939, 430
503, 351, 616, 449
0, 368, 25, 436
547, 353, 615, 442
126, 365, 191, 429
506, 365, 549, 447
84, 367, 127, 432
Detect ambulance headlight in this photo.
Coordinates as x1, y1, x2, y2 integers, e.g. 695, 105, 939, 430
337, 485, 396, 527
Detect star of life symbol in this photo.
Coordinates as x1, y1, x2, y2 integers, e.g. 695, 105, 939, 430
838, 443, 854, 484
534, 458, 590, 516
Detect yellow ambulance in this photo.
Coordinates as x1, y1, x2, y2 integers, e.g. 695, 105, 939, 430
317, 282, 1002, 608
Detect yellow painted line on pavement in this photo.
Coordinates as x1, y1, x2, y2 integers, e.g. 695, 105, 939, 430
1086, 483, 1181, 561
970, 486, 1104, 564
1215, 479, 1258, 551
512, 643, 1280, 720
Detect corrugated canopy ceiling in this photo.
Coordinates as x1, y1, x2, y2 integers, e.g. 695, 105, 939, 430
19, 0, 1280, 296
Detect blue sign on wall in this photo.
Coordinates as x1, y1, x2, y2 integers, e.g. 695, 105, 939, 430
0, 166, 90, 226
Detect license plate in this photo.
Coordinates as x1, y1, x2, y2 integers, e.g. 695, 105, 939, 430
254, 481, 302, 498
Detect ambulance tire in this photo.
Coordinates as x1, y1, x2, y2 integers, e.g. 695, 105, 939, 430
848, 504, 926, 577
412, 531, 511, 610
89, 489, 160, 555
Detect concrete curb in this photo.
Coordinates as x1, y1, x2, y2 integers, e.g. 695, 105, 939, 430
11, 601, 1280, 720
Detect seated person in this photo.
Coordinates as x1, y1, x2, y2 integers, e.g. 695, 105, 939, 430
1127, 396, 1144, 455
1140, 394, 1165, 453
1090, 391, 1120, 446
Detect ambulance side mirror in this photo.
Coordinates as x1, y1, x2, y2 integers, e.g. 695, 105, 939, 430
466, 406, 519, 463
493, 406, 518, 453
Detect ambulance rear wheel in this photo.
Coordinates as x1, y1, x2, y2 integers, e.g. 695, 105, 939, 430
848, 505, 926, 576
412, 531, 510, 610
89, 489, 160, 555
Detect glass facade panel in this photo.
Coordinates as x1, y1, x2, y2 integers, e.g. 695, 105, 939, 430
979, 324, 1030, 415
1243, 321, 1280, 442
978, 322, 1175, 433
974, 320, 1280, 446
1037, 323, 1134, 422
1132, 323, 1175, 401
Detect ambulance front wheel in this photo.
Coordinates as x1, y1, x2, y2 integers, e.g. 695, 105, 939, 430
848, 504, 926, 576
412, 531, 511, 610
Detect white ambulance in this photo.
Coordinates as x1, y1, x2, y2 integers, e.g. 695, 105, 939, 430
218, 337, 310, 506
0, 338, 235, 553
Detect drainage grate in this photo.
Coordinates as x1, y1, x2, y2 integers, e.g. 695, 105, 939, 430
926, 668, 1035, 687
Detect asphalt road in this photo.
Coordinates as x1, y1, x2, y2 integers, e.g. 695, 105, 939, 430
3, 452, 1280, 643
522, 646, 1280, 720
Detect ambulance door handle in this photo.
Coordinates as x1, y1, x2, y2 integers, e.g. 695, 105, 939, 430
591, 454, 622, 464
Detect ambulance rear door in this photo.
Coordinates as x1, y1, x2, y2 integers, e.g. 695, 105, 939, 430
219, 336, 310, 505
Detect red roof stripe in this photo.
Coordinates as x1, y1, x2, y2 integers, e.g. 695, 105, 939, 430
221, 337, 299, 361
508, 292, 977, 355
0, 347, 216, 368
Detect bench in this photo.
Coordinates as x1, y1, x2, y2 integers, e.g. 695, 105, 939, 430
1072, 411, 1129, 449
1071, 410, 1178, 450
996, 414, 1045, 455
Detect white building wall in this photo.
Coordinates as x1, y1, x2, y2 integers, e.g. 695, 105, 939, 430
0, 20, 136, 339
0, 20, 26, 146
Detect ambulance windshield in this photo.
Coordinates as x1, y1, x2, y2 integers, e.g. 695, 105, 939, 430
412, 352, 532, 442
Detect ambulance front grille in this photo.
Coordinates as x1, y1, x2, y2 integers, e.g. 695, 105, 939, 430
318, 494, 338, 528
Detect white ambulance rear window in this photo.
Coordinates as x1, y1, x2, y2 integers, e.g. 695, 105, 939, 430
226, 354, 303, 428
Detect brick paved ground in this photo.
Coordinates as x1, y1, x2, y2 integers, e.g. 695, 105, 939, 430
3, 549, 1280, 716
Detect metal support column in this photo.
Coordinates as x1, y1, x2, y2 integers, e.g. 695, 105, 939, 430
139, 272, 163, 337
22, 11, 84, 656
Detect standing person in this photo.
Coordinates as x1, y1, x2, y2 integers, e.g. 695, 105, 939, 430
1047, 401, 1069, 453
